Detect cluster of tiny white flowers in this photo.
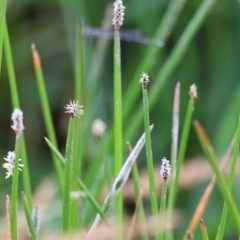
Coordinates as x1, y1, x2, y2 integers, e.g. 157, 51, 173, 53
189, 84, 197, 99
11, 108, 25, 135
64, 100, 84, 117
139, 72, 150, 89
3, 151, 24, 179
112, 0, 125, 30
160, 157, 171, 179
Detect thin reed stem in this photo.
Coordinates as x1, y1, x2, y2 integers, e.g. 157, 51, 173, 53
31, 44, 64, 195
217, 116, 240, 240
141, 78, 158, 239
0, 0, 7, 75
62, 117, 76, 231
200, 219, 209, 240
11, 134, 22, 240
4, 23, 32, 209
71, 18, 85, 230
114, 29, 123, 223
159, 179, 168, 240
172, 97, 195, 206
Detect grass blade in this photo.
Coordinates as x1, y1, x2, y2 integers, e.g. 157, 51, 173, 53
194, 120, 240, 235
0, 0, 7, 75
217, 116, 240, 240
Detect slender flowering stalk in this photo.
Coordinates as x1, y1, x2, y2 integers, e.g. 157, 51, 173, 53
112, 0, 125, 225
10, 108, 25, 240
159, 158, 171, 240
4, 23, 32, 210
62, 100, 84, 231
140, 73, 159, 240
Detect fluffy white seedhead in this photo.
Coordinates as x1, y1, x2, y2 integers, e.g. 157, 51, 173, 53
189, 84, 197, 99
112, 0, 125, 30
11, 109, 25, 134
139, 72, 150, 89
3, 151, 24, 179
160, 157, 171, 179
64, 100, 84, 117
91, 118, 107, 139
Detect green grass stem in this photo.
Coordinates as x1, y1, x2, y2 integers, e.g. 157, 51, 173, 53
194, 120, 240, 235
44, 137, 107, 221
200, 219, 209, 240
11, 134, 22, 240
21, 192, 38, 240
0, 0, 7, 75
71, 18, 85, 230
31, 44, 64, 195
142, 86, 158, 239
114, 29, 123, 223
4, 23, 32, 209
62, 116, 76, 231
216, 116, 240, 240
159, 179, 168, 240
172, 97, 195, 206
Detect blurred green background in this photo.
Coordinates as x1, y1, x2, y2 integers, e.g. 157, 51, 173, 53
1, 0, 240, 239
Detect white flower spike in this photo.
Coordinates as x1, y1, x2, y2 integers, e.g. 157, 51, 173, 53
112, 0, 125, 30
11, 109, 25, 135
160, 157, 171, 179
3, 151, 24, 179
189, 84, 197, 99
139, 72, 150, 89
64, 100, 84, 117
